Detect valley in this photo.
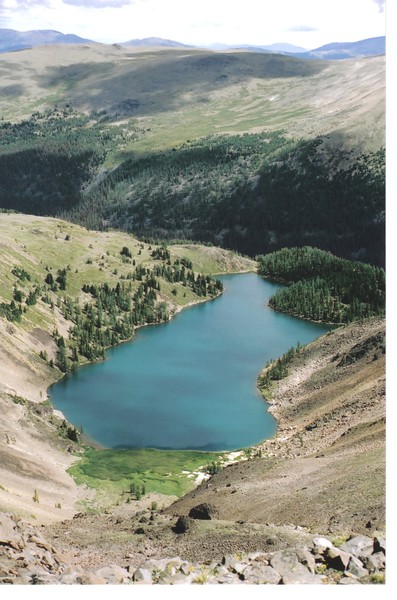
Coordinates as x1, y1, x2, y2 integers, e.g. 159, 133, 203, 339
0, 46, 385, 264
0, 35, 386, 586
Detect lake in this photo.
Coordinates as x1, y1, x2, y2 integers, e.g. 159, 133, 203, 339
50, 273, 329, 451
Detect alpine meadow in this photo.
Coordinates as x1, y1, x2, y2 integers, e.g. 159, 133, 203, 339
0, 27, 386, 587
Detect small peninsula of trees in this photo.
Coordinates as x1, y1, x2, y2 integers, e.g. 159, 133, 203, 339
258, 345, 301, 391
257, 247, 385, 324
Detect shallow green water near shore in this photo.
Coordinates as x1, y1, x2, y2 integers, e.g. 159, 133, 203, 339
50, 273, 329, 451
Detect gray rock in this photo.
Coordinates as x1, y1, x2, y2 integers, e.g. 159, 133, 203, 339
339, 576, 361, 585
212, 565, 229, 577
219, 557, 247, 575
95, 565, 130, 584
364, 551, 385, 572
179, 561, 194, 576
242, 564, 281, 584
0, 514, 23, 550
313, 536, 333, 551
133, 567, 153, 584
282, 571, 324, 584
347, 556, 368, 578
59, 573, 83, 584
28, 535, 53, 553
213, 573, 243, 584
340, 535, 374, 558
140, 557, 173, 572
61, 565, 85, 577
270, 550, 307, 577
247, 551, 268, 562
222, 554, 237, 568
324, 547, 352, 571
159, 573, 196, 584
76, 573, 107, 585
295, 547, 317, 574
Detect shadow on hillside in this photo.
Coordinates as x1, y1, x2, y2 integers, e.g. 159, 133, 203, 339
36, 51, 327, 117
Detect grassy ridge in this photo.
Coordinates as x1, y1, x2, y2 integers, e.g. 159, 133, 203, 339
0, 45, 384, 152
0, 47, 385, 266
0, 113, 385, 265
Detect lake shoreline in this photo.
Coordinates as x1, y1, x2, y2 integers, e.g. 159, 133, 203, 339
50, 273, 328, 452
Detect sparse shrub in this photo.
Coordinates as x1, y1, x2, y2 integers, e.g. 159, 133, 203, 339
370, 574, 385, 584
204, 460, 222, 475
120, 246, 132, 258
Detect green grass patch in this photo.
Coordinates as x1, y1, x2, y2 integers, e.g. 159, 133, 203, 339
69, 446, 223, 499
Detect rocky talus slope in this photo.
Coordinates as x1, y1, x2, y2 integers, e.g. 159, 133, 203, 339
0, 512, 385, 584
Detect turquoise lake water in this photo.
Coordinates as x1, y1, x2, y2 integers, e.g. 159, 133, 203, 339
49, 273, 329, 451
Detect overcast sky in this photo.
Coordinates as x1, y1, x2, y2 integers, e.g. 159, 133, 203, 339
0, 0, 386, 48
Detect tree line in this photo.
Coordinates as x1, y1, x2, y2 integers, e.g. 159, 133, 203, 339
0, 109, 385, 266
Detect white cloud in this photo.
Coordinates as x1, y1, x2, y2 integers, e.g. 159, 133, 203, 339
0, 0, 386, 47
373, 0, 385, 12
289, 25, 318, 32
63, 0, 132, 7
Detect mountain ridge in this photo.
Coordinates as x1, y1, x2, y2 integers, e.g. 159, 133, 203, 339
121, 36, 191, 48
0, 28, 385, 59
292, 36, 385, 60
0, 28, 93, 53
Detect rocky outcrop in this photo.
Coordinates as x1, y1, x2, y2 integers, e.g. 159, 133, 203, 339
0, 512, 385, 585
188, 503, 218, 520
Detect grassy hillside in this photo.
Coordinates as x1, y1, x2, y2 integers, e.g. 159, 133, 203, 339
0, 114, 385, 265
0, 46, 385, 265
0, 213, 254, 395
0, 45, 384, 151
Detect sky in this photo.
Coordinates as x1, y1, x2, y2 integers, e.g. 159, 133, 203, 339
0, 0, 387, 49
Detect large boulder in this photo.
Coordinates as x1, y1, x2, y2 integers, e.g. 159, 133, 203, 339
188, 503, 218, 520
173, 516, 192, 534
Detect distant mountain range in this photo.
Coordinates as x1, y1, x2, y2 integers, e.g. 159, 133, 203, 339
208, 42, 307, 53
292, 36, 385, 60
122, 37, 191, 48
0, 29, 92, 53
0, 29, 385, 60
